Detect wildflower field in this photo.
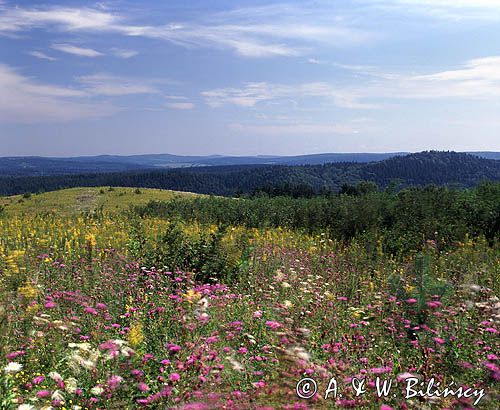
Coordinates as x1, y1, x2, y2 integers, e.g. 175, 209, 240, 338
0, 186, 499, 409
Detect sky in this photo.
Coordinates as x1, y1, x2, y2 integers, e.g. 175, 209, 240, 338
1, 0, 500, 156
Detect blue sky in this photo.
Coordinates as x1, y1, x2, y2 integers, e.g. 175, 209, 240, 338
1, 0, 500, 156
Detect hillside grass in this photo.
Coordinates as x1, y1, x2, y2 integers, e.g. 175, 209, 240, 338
0, 187, 198, 216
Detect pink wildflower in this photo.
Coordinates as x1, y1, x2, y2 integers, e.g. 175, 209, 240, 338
370, 366, 392, 374
138, 382, 150, 392
107, 375, 123, 390
167, 343, 182, 353
84, 307, 98, 315
32, 375, 45, 385
36, 390, 51, 398
6, 351, 25, 360
265, 320, 282, 330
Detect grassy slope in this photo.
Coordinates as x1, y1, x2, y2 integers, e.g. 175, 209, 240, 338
0, 187, 197, 216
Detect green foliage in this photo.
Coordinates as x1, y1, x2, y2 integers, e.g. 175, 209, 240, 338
389, 252, 453, 328
128, 219, 252, 283
135, 183, 500, 255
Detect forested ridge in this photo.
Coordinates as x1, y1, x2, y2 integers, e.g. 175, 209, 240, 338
0, 151, 498, 196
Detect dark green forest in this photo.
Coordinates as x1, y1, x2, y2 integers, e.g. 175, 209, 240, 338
0, 151, 499, 196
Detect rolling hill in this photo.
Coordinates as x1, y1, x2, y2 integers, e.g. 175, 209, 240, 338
0, 187, 197, 216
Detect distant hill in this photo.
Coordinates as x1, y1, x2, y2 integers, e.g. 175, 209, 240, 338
0, 151, 498, 197
0, 151, 498, 177
0, 156, 150, 176
0, 152, 409, 176
359, 151, 500, 187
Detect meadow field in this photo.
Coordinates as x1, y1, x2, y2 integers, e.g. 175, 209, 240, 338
0, 186, 499, 409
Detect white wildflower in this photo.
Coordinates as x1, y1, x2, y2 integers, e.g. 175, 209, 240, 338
120, 346, 135, 357
285, 346, 310, 362
226, 356, 244, 372
297, 328, 311, 338
49, 371, 63, 381
3, 362, 22, 374
65, 377, 78, 394
68, 342, 92, 352
51, 389, 65, 402
90, 385, 104, 395
18, 405, 35, 410
67, 352, 96, 373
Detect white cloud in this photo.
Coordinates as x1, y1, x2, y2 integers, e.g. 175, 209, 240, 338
202, 82, 375, 109
110, 48, 138, 59
229, 122, 361, 135
28, 51, 57, 61
0, 63, 116, 123
133, 3, 372, 57
346, 55, 500, 101
165, 95, 188, 100
75, 74, 159, 96
51, 43, 103, 57
203, 56, 500, 111
0, 6, 120, 33
0, 63, 178, 123
0, 3, 373, 57
166, 102, 194, 110
364, 0, 500, 20
386, 0, 500, 8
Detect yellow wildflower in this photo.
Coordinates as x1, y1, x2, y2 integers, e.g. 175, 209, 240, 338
18, 283, 38, 299
85, 233, 97, 247
127, 322, 144, 347
183, 289, 202, 304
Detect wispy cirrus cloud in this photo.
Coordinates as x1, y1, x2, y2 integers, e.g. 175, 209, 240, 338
28, 50, 57, 61
363, 0, 500, 20
123, 3, 373, 57
0, 3, 373, 57
399, 56, 500, 98
166, 102, 194, 110
228, 121, 363, 136
51, 43, 103, 57
203, 56, 500, 111
110, 48, 138, 59
0, 64, 171, 123
0, 63, 115, 123
75, 73, 160, 96
0, 6, 120, 33
201, 82, 375, 109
